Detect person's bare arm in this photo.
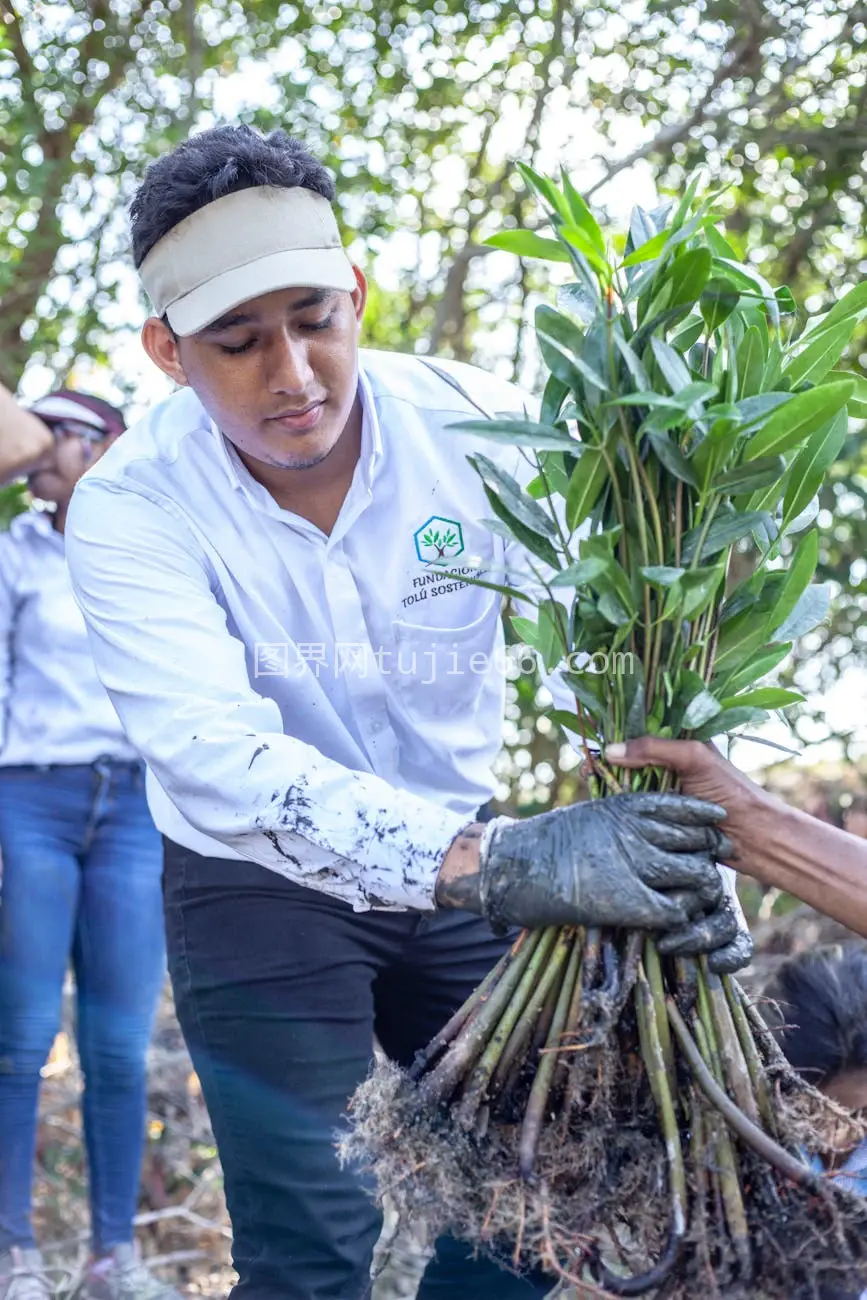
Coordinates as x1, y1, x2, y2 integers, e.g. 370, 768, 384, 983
607, 737, 867, 940
0, 381, 52, 481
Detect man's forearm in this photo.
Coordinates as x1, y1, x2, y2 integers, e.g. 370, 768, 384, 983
0, 383, 52, 481
747, 795, 867, 939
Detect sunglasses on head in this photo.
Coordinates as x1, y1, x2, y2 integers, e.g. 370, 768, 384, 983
44, 418, 108, 442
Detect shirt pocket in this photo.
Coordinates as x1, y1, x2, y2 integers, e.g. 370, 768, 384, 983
390, 596, 503, 725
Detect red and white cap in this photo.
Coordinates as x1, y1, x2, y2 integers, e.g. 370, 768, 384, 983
28, 391, 126, 439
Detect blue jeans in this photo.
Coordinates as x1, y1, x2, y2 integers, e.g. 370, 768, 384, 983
0, 760, 165, 1254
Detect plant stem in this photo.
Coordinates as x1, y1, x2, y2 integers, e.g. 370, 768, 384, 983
519, 934, 583, 1180
644, 940, 676, 1098
704, 969, 759, 1125
458, 927, 564, 1125
723, 976, 776, 1134
667, 998, 824, 1187
637, 970, 688, 1240
535, 452, 575, 564
408, 943, 514, 1082
419, 930, 541, 1105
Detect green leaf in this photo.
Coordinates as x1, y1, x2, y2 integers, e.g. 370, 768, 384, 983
720, 687, 805, 710
540, 374, 570, 426
664, 247, 712, 309
671, 314, 706, 352
558, 283, 598, 326
471, 453, 559, 538
485, 230, 572, 262
692, 706, 769, 741
560, 170, 605, 254
683, 686, 723, 730
535, 451, 571, 499
511, 614, 545, 649
782, 410, 848, 530
700, 277, 740, 332
681, 567, 724, 619
715, 642, 792, 696
784, 319, 857, 389
828, 370, 867, 418
566, 446, 609, 530
450, 416, 578, 451
743, 378, 853, 461
650, 336, 693, 394
736, 326, 765, 398
712, 455, 786, 495
622, 228, 669, 267
550, 556, 611, 587
775, 287, 797, 316
481, 488, 561, 568
561, 669, 606, 719
734, 393, 792, 429
613, 332, 651, 390
559, 224, 611, 278
623, 660, 647, 739
772, 582, 831, 642
538, 598, 569, 672
432, 567, 532, 604
647, 430, 700, 488
598, 589, 633, 626
517, 162, 569, 222
548, 708, 595, 738
804, 281, 867, 341
641, 565, 685, 587
706, 227, 739, 260
628, 206, 657, 257
536, 305, 610, 392
681, 510, 771, 562
713, 258, 780, 328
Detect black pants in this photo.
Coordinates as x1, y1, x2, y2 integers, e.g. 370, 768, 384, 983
162, 839, 555, 1299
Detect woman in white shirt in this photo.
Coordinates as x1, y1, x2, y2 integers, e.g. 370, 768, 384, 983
0, 392, 179, 1300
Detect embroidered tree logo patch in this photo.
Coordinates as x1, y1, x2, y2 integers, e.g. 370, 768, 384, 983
414, 516, 465, 564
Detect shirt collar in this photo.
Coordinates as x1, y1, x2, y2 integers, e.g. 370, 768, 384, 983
11, 508, 63, 544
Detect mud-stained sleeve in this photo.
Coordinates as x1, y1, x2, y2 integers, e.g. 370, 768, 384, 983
65, 478, 468, 912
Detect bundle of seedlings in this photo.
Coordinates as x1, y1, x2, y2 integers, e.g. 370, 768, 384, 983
344, 171, 867, 1298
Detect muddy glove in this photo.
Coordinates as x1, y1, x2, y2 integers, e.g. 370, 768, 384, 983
478, 792, 744, 972
655, 865, 754, 975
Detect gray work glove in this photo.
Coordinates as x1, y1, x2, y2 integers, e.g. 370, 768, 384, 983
479, 792, 751, 974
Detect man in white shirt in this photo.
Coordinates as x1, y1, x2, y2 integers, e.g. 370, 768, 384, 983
66, 125, 750, 1300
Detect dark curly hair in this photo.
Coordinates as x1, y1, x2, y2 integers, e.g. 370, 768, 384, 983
763, 945, 867, 1087
129, 126, 336, 268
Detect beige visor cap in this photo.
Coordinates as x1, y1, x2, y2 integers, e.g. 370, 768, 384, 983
138, 185, 356, 336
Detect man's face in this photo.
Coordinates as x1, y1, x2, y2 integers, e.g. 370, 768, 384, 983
142, 274, 367, 473
27, 428, 112, 505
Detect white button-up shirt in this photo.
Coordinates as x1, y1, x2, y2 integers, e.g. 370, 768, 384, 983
0, 510, 137, 766
65, 350, 548, 912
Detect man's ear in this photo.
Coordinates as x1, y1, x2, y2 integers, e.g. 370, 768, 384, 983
142, 317, 189, 387
350, 265, 368, 326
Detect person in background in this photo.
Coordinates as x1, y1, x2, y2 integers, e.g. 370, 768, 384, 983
0, 391, 181, 1300
762, 946, 867, 1300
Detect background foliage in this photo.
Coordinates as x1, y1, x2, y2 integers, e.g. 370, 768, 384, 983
2, 0, 866, 806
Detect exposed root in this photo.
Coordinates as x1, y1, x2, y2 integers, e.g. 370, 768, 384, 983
342, 969, 867, 1299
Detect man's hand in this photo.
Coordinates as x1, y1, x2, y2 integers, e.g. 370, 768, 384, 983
605, 738, 770, 878
436, 792, 751, 974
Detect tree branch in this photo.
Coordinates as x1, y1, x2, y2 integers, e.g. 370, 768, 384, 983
584, 33, 755, 198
